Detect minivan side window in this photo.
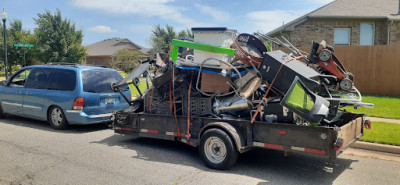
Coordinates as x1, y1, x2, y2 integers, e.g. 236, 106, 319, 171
9, 69, 32, 87
25, 68, 52, 89
48, 69, 76, 91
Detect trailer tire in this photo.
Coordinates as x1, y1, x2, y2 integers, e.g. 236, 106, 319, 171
199, 128, 238, 170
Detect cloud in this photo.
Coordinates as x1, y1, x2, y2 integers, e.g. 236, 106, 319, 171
245, 9, 311, 33
89, 25, 118, 33
194, 4, 230, 22
306, 0, 334, 4
72, 0, 201, 26
129, 24, 153, 34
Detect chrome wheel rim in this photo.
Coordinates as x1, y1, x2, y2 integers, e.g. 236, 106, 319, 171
51, 108, 63, 126
204, 136, 227, 164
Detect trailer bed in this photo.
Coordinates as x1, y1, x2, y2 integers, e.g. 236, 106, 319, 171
114, 110, 365, 160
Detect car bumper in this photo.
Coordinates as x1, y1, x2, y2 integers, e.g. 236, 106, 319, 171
65, 110, 114, 125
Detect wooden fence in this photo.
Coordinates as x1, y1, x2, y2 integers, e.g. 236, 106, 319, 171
294, 45, 400, 96
332, 45, 400, 96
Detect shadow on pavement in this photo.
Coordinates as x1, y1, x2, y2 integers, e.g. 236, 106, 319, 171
94, 134, 357, 185
0, 115, 110, 133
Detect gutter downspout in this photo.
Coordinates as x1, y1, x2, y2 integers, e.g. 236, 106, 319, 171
390, 0, 400, 45
387, 19, 394, 45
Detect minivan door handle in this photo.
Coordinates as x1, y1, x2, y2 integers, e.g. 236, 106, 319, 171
26, 92, 32, 96
16, 91, 21, 95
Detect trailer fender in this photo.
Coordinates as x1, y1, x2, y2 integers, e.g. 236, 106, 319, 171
199, 122, 245, 153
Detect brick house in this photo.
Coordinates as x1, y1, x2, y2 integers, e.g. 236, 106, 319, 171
85, 38, 150, 67
267, 0, 400, 48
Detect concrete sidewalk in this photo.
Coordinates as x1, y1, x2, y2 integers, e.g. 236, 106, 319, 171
343, 147, 400, 162
366, 116, 400, 124
348, 141, 400, 162
351, 141, 400, 154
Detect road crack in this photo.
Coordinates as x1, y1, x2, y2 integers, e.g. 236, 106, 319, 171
174, 169, 208, 184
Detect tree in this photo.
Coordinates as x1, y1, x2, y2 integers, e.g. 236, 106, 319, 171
8, 20, 38, 66
178, 28, 193, 38
0, 20, 37, 74
149, 25, 193, 54
111, 49, 144, 73
34, 9, 86, 63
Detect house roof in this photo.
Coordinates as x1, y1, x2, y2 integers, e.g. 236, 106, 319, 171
86, 38, 150, 56
267, 0, 400, 36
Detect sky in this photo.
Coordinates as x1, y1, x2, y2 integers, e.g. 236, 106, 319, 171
1, 0, 334, 48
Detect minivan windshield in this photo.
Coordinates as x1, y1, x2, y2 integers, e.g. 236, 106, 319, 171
82, 70, 125, 93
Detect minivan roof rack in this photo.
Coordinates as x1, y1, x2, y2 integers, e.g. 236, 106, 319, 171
46, 62, 78, 67
45, 63, 108, 68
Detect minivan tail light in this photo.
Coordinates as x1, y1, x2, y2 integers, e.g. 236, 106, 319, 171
73, 97, 84, 111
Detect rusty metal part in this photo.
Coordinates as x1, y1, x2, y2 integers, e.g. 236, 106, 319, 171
182, 95, 213, 116
234, 70, 257, 89
240, 76, 262, 99
199, 122, 245, 153
232, 33, 267, 67
200, 73, 231, 93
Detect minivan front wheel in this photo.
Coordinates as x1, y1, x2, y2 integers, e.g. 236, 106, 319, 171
48, 106, 69, 129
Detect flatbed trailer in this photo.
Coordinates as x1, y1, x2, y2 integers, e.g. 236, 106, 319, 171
112, 29, 372, 170
113, 109, 368, 170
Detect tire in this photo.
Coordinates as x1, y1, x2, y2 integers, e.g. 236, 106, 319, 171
0, 103, 5, 119
347, 72, 354, 81
199, 128, 239, 170
48, 106, 69, 130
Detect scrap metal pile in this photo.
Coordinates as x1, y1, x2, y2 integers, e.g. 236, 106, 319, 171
114, 27, 373, 127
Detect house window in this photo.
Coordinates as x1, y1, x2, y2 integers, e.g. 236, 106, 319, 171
360, 23, 374, 46
334, 28, 351, 46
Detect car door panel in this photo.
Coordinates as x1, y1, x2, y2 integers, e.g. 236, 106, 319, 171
1, 87, 25, 114
22, 68, 53, 120
0, 69, 31, 115
22, 89, 50, 120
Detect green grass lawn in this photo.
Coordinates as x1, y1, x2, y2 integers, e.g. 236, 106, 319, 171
0, 71, 6, 81
130, 78, 149, 98
0, 70, 20, 81
350, 95, 400, 119
119, 71, 150, 99
360, 121, 400, 146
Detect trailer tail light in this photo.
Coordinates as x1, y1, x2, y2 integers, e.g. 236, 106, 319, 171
72, 97, 85, 111
304, 148, 326, 155
279, 130, 287, 135
120, 127, 132, 131
364, 120, 371, 130
334, 138, 344, 151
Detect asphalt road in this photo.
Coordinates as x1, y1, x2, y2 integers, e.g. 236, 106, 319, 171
1, 116, 399, 185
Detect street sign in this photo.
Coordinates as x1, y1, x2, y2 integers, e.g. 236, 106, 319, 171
14, 42, 34, 48
13, 42, 34, 67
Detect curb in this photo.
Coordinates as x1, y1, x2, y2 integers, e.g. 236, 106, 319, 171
350, 141, 400, 155
366, 117, 400, 124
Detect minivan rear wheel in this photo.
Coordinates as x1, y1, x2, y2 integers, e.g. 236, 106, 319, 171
48, 106, 69, 129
